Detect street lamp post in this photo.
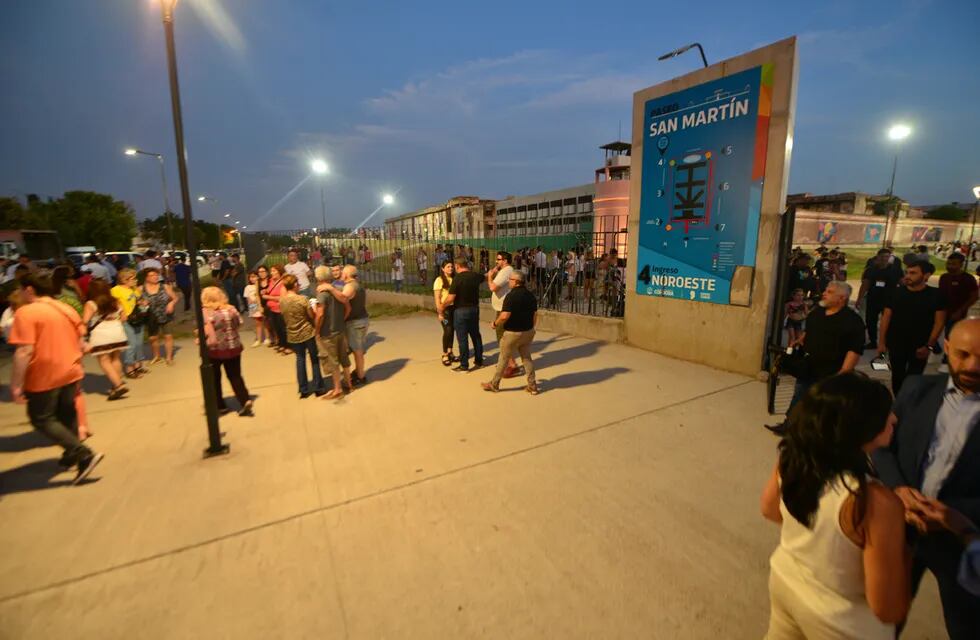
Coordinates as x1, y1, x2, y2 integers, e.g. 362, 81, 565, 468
124, 148, 175, 246
311, 159, 328, 232
657, 43, 709, 68
196, 195, 225, 250
881, 123, 912, 247
159, 0, 228, 458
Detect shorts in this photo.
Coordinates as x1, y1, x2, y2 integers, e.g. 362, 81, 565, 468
317, 333, 351, 375
346, 317, 369, 352
785, 318, 803, 332
146, 318, 173, 337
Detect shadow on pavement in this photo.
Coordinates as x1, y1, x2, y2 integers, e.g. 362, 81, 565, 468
533, 341, 602, 371
366, 358, 409, 383
365, 332, 385, 349
0, 459, 79, 495
79, 373, 114, 395
540, 367, 630, 391
0, 430, 51, 454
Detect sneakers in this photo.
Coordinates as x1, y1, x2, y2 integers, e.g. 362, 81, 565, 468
73, 452, 104, 485
481, 382, 499, 393
263, 339, 272, 346
451, 364, 470, 373
251, 340, 261, 348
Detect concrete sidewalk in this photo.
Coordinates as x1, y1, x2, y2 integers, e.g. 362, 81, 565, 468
0, 314, 945, 639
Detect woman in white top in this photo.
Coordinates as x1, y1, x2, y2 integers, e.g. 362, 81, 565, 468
760, 372, 910, 639
432, 260, 455, 366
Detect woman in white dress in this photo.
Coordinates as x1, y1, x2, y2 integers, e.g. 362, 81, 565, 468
82, 279, 130, 401
760, 372, 910, 639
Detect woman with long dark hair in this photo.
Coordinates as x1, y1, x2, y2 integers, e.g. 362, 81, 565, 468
82, 279, 130, 400
760, 372, 910, 638
432, 259, 455, 366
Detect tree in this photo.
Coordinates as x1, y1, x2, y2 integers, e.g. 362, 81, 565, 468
924, 204, 970, 222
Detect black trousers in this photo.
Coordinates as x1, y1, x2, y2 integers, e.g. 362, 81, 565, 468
865, 297, 885, 344
210, 355, 250, 409
888, 347, 927, 394
440, 306, 455, 353
178, 284, 191, 311
25, 382, 90, 462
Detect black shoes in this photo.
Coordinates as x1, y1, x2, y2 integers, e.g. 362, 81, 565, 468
73, 452, 104, 485
764, 422, 787, 436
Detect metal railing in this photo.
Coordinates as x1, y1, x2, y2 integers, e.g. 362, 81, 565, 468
248, 227, 628, 318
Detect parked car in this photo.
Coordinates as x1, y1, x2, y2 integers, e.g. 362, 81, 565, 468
103, 251, 143, 269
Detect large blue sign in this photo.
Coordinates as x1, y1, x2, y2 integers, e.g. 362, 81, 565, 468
636, 65, 772, 305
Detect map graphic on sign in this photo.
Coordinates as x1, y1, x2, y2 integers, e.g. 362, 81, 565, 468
636, 65, 773, 305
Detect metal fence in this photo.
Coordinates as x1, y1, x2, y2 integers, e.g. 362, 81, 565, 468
248, 226, 628, 318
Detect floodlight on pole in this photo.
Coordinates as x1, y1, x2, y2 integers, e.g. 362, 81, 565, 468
657, 42, 708, 68
383, 193, 394, 205
970, 185, 980, 248
880, 123, 913, 246
311, 159, 328, 175
123, 146, 174, 245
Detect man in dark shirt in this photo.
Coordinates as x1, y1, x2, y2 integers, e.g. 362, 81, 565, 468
482, 271, 539, 394
877, 260, 947, 393
939, 253, 979, 337
858, 248, 903, 349
787, 253, 817, 300
443, 256, 484, 372
173, 258, 192, 312
786, 281, 865, 412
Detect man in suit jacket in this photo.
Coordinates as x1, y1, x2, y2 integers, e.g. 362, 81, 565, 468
873, 318, 980, 639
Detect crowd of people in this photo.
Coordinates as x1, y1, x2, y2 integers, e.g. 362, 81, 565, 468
767, 242, 980, 639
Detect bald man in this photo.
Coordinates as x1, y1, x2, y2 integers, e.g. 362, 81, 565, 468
874, 318, 980, 639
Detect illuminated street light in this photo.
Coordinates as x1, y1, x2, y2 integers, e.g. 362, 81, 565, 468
382, 193, 395, 205
311, 158, 329, 231
224, 213, 231, 218
881, 123, 913, 246
123, 147, 174, 245
311, 159, 328, 175
970, 185, 980, 248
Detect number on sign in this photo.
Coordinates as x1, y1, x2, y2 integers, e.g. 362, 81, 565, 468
638, 265, 651, 284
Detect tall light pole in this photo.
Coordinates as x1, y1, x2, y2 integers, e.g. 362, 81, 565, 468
124, 147, 175, 246
311, 159, 328, 232
970, 185, 980, 252
159, 0, 228, 458
881, 123, 912, 247
196, 195, 223, 249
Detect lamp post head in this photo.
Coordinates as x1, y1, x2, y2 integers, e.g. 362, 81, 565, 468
973, 186, 980, 200
224, 213, 231, 218
382, 194, 395, 205
311, 159, 329, 175
197, 196, 206, 201
124, 148, 138, 156
888, 124, 912, 141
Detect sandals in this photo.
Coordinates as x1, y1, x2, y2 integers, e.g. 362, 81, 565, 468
149, 357, 162, 365
125, 370, 142, 379
525, 383, 539, 396
441, 353, 452, 366
107, 385, 130, 401
320, 389, 344, 400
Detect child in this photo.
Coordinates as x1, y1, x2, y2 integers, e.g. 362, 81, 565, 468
243, 272, 266, 347
784, 288, 807, 346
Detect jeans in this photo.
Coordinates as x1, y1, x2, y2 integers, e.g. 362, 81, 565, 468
290, 337, 325, 395
490, 330, 536, 387
393, 279, 403, 293
787, 377, 814, 414
866, 298, 885, 344
25, 382, 91, 462
888, 348, 927, 395
453, 306, 483, 369
211, 355, 250, 409
122, 322, 145, 367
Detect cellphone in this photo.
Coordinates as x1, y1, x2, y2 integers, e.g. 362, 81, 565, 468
870, 360, 890, 372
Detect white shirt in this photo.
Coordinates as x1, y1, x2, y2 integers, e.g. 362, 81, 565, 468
139, 258, 162, 272
491, 265, 513, 311
391, 258, 404, 280
284, 261, 311, 290
81, 263, 109, 280
535, 252, 546, 269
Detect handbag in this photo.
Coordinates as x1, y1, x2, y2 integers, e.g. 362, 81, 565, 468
128, 298, 150, 328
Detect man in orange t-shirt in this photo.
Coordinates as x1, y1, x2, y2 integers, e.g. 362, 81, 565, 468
9, 273, 104, 485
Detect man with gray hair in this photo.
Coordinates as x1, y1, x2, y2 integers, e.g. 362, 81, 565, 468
782, 279, 866, 413
313, 265, 352, 399
482, 270, 539, 394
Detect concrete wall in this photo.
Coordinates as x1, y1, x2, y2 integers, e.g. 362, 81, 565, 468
364, 288, 625, 344
793, 209, 974, 246
624, 37, 798, 377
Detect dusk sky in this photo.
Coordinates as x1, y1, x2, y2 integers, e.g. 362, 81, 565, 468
2, 0, 978, 231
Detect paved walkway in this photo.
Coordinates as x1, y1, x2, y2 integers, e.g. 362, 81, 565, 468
0, 314, 945, 638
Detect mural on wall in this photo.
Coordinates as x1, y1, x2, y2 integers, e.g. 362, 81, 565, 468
816, 221, 839, 243
863, 224, 884, 243
911, 226, 943, 242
